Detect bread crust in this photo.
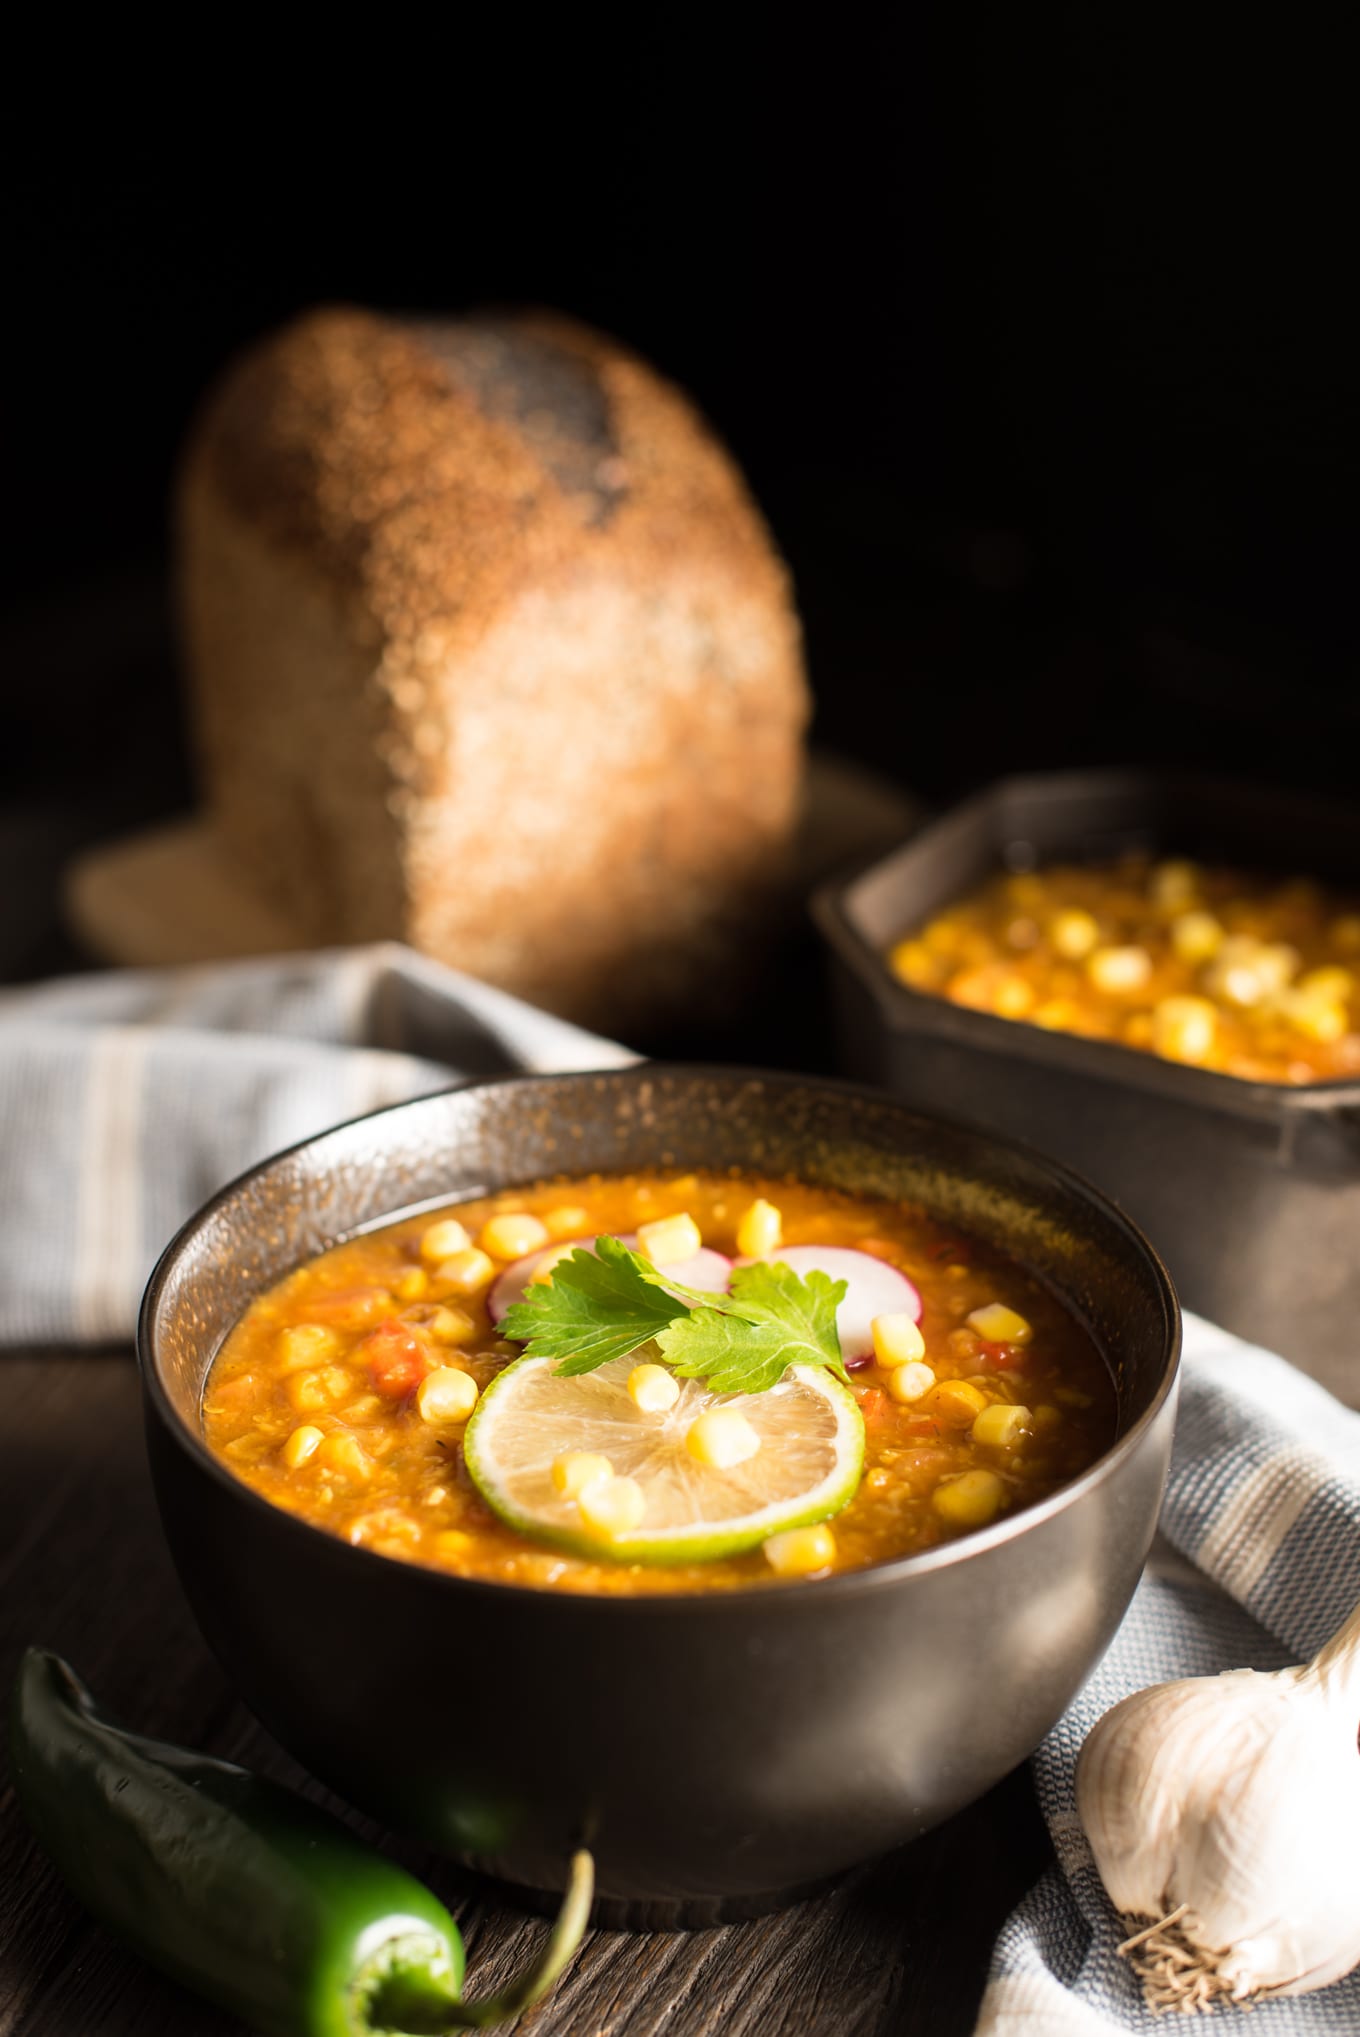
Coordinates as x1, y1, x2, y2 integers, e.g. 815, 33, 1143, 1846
178, 307, 809, 1029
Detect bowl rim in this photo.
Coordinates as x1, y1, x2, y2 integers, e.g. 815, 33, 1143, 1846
812, 767, 1360, 1117
137, 1062, 1182, 1613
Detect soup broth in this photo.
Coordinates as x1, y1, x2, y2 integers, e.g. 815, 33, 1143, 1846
204, 1170, 1115, 1594
888, 856, 1360, 1084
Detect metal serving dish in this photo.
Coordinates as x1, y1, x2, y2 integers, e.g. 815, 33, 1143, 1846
138, 1066, 1179, 1927
814, 770, 1360, 1398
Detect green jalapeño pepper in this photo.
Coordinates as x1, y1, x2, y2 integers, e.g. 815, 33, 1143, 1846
9, 1649, 593, 2036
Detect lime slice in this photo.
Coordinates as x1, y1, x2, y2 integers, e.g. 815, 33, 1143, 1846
463, 1356, 864, 1566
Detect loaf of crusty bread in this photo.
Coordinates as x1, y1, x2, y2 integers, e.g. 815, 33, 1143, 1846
177, 307, 809, 1032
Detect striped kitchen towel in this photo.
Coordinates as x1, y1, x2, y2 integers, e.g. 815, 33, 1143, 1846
976, 1312, 1360, 2034
0, 943, 633, 1347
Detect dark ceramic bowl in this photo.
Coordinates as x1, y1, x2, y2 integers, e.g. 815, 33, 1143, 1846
814, 770, 1360, 1396
138, 1066, 1179, 1927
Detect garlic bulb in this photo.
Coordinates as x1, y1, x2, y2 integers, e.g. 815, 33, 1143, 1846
1077, 1594, 1360, 2013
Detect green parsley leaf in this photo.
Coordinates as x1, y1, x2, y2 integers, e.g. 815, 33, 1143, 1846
659, 1262, 849, 1395
500, 1236, 849, 1396
499, 1235, 684, 1374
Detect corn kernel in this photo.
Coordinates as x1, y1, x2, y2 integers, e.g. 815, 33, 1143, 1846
577, 1473, 647, 1538
286, 1370, 331, 1414
1006, 873, 1046, 909
872, 1312, 925, 1366
686, 1408, 761, 1469
1215, 964, 1266, 1008
737, 1198, 783, 1258
763, 1524, 837, 1576
518, 1243, 575, 1289
420, 1218, 471, 1264
479, 1212, 551, 1261
947, 965, 1004, 1011
1297, 965, 1354, 1002
1256, 942, 1301, 991
1150, 859, 1199, 909
932, 1468, 1006, 1528
416, 1367, 478, 1424
315, 1433, 371, 1481
281, 1424, 324, 1468
1033, 998, 1079, 1031
1171, 910, 1224, 964
1086, 945, 1152, 994
1203, 936, 1261, 1007
432, 1248, 496, 1293
1277, 990, 1348, 1042
352, 1510, 421, 1552
923, 917, 965, 956
628, 1363, 680, 1413
889, 938, 936, 986
277, 1323, 341, 1371
434, 1529, 473, 1560
427, 1305, 474, 1344
966, 1302, 1032, 1343
542, 1204, 591, 1239
887, 1360, 936, 1404
923, 1379, 990, 1428
395, 1268, 429, 1302
637, 1212, 703, 1265
551, 1451, 615, 1498
993, 975, 1037, 1018
1151, 995, 1217, 1065
972, 1402, 1031, 1448
1050, 909, 1099, 960
1123, 1013, 1154, 1047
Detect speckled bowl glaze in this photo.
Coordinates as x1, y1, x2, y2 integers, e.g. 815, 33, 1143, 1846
138, 1066, 1180, 1927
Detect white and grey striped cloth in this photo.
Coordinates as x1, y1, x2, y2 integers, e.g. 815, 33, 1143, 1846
2, 950, 1356, 2025
0, 944, 634, 1346
977, 1313, 1360, 2034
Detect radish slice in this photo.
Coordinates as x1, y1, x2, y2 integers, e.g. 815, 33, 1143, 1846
736, 1245, 922, 1361
616, 1234, 733, 1300
491, 1234, 733, 1328
489, 1246, 580, 1325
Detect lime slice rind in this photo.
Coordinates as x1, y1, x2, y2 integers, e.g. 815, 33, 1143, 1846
463, 1357, 864, 1566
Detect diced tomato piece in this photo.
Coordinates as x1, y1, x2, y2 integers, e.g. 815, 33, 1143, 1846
360, 1318, 433, 1398
306, 1286, 394, 1329
976, 1339, 1023, 1369
854, 1385, 891, 1428
902, 1415, 941, 1439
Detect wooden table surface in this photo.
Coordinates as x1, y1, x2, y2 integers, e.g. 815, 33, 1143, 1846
0, 1347, 1048, 2037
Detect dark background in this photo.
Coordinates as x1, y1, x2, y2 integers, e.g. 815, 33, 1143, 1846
1, 16, 1355, 983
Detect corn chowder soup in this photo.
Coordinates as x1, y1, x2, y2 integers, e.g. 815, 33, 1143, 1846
889, 856, 1360, 1084
203, 1172, 1114, 1594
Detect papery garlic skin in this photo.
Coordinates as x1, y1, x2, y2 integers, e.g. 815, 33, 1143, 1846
1077, 1598, 1360, 2001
